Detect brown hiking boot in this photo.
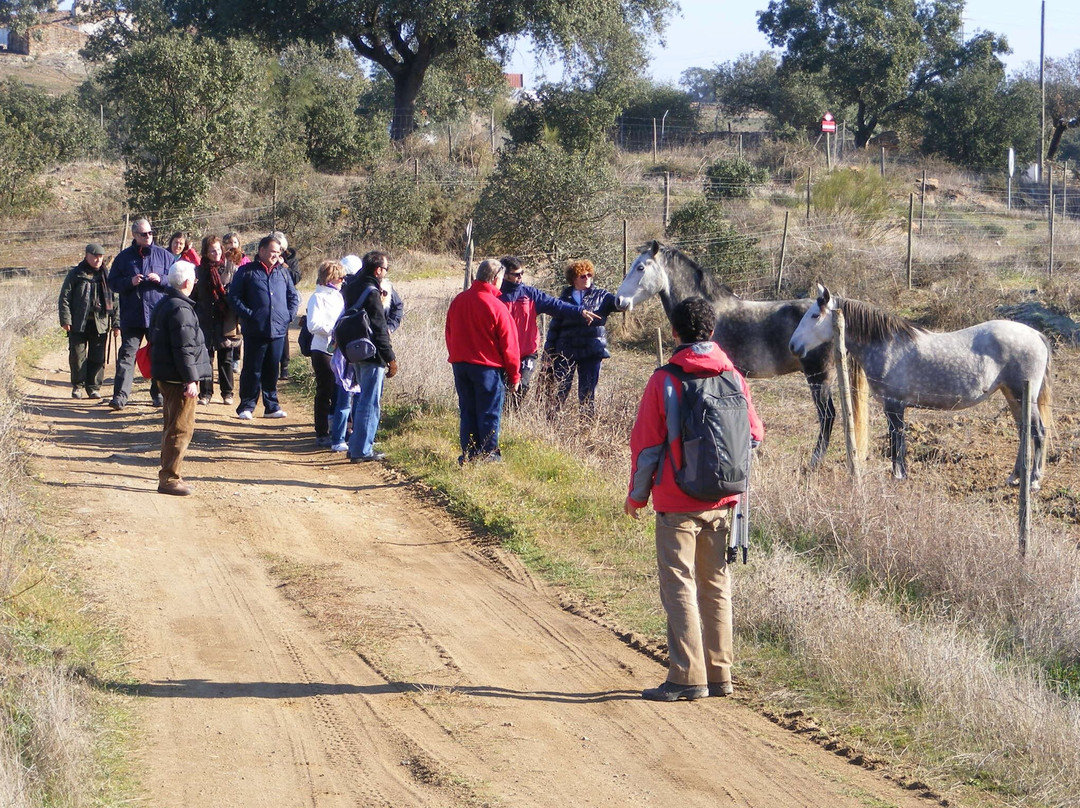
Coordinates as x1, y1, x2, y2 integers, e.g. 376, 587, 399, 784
157, 480, 191, 496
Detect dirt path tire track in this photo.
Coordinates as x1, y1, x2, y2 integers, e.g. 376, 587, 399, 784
24, 351, 936, 808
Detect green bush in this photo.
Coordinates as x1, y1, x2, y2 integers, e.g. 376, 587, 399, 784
666, 198, 764, 281
811, 168, 891, 223
0, 79, 103, 217
342, 169, 432, 250
616, 84, 700, 150
703, 157, 770, 201
472, 142, 624, 273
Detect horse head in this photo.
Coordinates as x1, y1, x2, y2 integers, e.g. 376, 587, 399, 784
615, 240, 667, 311
789, 283, 836, 357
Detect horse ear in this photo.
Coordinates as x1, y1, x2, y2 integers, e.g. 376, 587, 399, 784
649, 240, 660, 256
817, 284, 830, 306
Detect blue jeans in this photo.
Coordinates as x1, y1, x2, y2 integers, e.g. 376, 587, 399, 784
113, 326, 159, 404
330, 384, 353, 444
348, 363, 386, 458
452, 363, 505, 460
238, 335, 284, 414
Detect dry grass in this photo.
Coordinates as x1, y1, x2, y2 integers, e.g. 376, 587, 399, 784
381, 265, 1080, 806
0, 279, 108, 808
740, 545, 1080, 806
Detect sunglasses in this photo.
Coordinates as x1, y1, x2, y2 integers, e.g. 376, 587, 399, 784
135, 230, 154, 237
506, 271, 523, 278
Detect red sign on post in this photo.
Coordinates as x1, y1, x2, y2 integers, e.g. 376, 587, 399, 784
821, 112, 836, 133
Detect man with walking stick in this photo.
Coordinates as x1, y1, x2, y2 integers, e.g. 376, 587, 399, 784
625, 297, 763, 702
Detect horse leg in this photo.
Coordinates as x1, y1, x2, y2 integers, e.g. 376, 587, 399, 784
802, 350, 834, 468
1003, 391, 1044, 490
884, 400, 907, 479
1031, 415, 1046, 491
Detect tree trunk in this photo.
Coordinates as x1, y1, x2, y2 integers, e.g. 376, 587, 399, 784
854, 101, 874, 149
389, 63, 428, 142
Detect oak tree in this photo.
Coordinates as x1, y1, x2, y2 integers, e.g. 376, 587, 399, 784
757, 0, 1007, 147
164, 0, 674, 141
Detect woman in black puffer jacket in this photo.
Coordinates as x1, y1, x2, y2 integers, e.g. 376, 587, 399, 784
542, 259, 625, 417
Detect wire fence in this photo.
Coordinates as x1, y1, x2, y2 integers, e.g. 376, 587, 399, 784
4, 149, 1079, 292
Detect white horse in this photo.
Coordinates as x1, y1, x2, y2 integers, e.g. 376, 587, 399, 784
790, 284, 1053, 488
616, 241, 837, 467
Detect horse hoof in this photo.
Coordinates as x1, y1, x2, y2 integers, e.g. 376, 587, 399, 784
1007, 474, 1020, 487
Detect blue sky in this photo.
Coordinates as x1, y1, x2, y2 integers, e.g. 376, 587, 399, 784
506, 1, 1079, 88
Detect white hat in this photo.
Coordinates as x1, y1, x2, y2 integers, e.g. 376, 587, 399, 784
341, 254, 362, 275
169, 260, 196, 288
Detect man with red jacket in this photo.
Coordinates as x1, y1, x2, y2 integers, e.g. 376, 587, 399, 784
625, 297, 764, 702
445, 259, 520, 464
499, 256, 598, 408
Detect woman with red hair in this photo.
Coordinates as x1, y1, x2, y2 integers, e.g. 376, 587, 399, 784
542, 259, 626, 417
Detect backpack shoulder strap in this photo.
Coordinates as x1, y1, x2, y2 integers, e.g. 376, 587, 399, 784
660, 362, 690, 381
344, 284, 376, 314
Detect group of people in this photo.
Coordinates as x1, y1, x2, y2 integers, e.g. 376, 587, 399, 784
60, 229, 764, 703
444, 256, 625, 463
58, 219, 303, 494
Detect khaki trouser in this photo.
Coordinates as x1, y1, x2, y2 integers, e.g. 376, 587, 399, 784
159, 380, 197, 486
655, 508, 733, 687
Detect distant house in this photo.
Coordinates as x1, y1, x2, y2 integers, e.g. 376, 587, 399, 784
0, 9, 91, 56
504, 73, 524, 90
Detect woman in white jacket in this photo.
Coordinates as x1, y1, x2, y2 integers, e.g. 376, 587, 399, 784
306, 260, 347, 448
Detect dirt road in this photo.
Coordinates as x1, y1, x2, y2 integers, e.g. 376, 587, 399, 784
24, 349, 935, 808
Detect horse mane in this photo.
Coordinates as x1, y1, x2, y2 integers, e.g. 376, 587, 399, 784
837, 297, 920, 344
656, 243, 733, 300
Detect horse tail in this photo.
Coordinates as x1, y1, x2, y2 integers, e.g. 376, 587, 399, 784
1038, 348, 1054, 465
850, 358, 870, 463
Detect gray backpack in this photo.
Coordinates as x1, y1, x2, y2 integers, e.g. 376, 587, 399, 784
663, 363, 751, 500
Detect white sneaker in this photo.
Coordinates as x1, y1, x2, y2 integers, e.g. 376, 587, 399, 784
264, 410, 288, 419
237, 410, 254, 420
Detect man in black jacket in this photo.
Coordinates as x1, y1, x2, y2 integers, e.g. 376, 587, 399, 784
149, 260, 212, 496
58, 243, 118, 399
340, 251, 397, 462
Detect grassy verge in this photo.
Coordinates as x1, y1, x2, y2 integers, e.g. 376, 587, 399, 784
1, 283, 139, 808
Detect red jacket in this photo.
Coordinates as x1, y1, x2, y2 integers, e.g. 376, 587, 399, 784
445, 280, 521, 385
628, 341, 764, 513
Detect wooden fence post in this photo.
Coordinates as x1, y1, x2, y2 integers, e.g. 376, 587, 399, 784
663, 172, 671, 229
906, 192, 915, 290
776, 210, 790, 296
652, 118, 658, 163
920, 169, 927, 232
622, 219, 629, 276
655, 327, 664, 367
1019, 380, 1032, 559
1049, 189, 1056, 277
833, 309, 861, 479
463, 220, 474, 291
806, 167, 812, 221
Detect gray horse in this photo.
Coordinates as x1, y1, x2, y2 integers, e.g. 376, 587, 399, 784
789, 284, 1053, 488
615, 241, 836, 466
